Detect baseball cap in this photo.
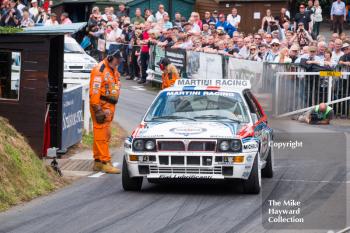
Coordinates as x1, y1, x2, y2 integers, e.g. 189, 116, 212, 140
109, 49, 124, 62
213, 10, 218, 14
271, 39, 280, 45
31, 0, 38, 3
341, 43, 350, 49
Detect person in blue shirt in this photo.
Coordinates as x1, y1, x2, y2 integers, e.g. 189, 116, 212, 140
331, 0, 346, 34
215, 13, 236, 37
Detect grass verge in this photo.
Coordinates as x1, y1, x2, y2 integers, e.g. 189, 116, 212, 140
0, 117, 67, 212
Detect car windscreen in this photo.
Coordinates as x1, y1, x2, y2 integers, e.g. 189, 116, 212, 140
144, 90, 250, 123
64, 42, 85, 54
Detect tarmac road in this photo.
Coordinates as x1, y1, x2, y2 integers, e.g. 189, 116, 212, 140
0, 80, 349, 233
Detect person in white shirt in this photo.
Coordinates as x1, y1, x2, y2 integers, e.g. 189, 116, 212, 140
29, 0, 39, 21
45, 13, 59, 25
312, 0, 322, 36
17, 0, 26, 16
332, 39, 344, 64
227, 8, 241, 28
155, 4, 167, 22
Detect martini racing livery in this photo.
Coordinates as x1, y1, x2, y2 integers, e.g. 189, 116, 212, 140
122, 79, 273, 194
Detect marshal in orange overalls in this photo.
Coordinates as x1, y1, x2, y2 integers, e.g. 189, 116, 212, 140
89, 59, 120, 162
161, 63, 180, 89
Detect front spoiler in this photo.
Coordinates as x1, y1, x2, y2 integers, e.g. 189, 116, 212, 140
146, 174, 225, 179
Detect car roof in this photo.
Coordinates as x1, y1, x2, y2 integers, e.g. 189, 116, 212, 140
165, 79, 251, 93
64, 36, 78, 44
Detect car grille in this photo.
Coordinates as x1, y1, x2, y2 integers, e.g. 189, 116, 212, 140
69, 66, 84, 69
158, 141, 185, 151
157, 156, 213, 166
150, 166, 222, 175
188, 141, 216, 151
157, 140, 216, 152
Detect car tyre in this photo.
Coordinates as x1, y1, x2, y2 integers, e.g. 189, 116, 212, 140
242, 153, 261, 194
122, 157, 143, 191
262, 148, 273, 178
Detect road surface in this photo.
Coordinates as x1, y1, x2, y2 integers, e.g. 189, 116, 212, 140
0, 80, 349, 233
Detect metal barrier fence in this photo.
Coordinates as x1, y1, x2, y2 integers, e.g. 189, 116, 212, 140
147, 45, 350, 118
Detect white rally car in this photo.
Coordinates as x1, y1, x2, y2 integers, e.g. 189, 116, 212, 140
123, 79, 273, 194
64, 36, 97, 73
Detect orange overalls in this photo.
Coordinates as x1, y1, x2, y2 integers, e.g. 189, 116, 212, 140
89, 59, 121, 162
161, 64, 180, 89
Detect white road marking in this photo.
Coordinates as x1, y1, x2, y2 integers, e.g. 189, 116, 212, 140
88, 163, 119, 178
271, 178, 349, 184
335, 226, 350, 233
131, 86, 146, 91
88, 172, 105, 178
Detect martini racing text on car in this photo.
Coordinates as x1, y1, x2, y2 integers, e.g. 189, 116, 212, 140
122, 79, 273, 194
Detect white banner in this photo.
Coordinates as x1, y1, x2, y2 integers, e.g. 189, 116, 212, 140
186, 52, 223, 79
227, 57, 263, 91
199, 53, 223, 79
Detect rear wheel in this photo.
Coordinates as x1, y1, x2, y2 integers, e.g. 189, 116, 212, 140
122, 157, 143, 191
262, 148, 273, 178
242, 153, 261, 194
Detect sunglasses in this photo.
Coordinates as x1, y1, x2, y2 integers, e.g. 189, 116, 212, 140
271, 44, 279, 47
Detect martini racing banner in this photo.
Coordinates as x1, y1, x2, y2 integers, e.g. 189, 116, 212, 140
227, 57, 263, 91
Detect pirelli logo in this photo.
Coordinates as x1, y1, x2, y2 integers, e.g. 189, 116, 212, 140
319, 71, 342, 77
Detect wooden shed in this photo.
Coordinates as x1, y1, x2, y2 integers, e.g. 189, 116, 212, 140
0, 23, 86, 156
51, 0, 96, 23
196, 0, 289, 33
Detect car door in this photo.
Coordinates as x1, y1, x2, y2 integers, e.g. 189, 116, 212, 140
243, 91, 271, 160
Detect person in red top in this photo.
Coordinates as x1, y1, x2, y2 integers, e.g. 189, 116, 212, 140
138, 23, 151, 84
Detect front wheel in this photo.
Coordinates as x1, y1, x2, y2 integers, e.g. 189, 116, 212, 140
122, 157, 143, 191
242, 153, 261, 194
262, 148, 273, 178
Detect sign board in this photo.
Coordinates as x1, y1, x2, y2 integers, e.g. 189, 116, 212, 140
319, 71, 341, 77
61, 86, 83, 150
186, 52, 223, 79
227, 57, 263, 91
186, 50, 201, 79
165, 48, 187, 78
154, 46, 166, 81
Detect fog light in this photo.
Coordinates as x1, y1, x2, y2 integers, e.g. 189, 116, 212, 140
129, 154, 139, 161
233, 156, 244, 163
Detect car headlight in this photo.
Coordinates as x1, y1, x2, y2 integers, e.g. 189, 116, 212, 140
219, 140, 230, 151
145, 140, 155, 151
133, 139, 144, 151
230, 139, 242, 152
85, 63, 95, 70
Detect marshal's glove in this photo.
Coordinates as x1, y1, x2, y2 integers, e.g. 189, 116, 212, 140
95, 110, 106, 124
92, 105, 106, 124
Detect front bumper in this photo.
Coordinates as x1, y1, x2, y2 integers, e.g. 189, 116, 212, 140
124, 151, 257, 180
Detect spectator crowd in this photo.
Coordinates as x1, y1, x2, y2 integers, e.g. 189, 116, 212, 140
2, 0, 350, 84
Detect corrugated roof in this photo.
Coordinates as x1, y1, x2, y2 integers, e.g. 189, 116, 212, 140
20, 22, 87, 34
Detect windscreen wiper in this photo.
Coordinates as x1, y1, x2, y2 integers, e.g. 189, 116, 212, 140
152, 115, 196, 121
194, 115, 241, 123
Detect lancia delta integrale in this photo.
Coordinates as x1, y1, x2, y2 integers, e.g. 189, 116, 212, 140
122, 79, 273, 194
